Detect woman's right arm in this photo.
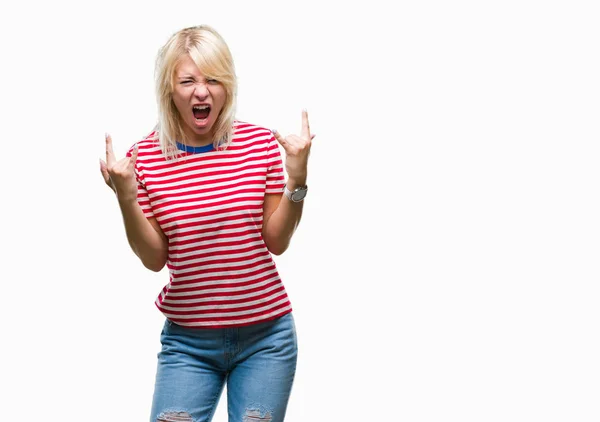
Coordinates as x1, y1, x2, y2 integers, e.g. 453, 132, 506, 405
100, 134, 168, 272
117, 198, 168, 272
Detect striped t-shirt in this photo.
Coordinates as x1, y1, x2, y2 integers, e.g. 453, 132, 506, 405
126, 121, 292, 328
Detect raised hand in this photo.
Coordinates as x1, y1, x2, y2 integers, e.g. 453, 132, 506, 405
272, 109, 315, 186
99, 133, 139, 202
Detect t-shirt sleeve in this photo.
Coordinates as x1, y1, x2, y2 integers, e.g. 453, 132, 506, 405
265, 134, 285, 194
126, 145, 155, 218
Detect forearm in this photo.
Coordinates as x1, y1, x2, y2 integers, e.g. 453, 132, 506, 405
263, 180, 305, 255
263, 110, 313, 255
117, 198, 168, 272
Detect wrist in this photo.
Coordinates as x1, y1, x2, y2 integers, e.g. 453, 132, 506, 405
117, 194, 138, 207
286, 176, 307, 190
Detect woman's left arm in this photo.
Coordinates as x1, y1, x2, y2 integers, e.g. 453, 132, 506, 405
262, 110, 314, 255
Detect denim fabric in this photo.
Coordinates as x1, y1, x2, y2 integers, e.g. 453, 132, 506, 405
150, 313, 298, 422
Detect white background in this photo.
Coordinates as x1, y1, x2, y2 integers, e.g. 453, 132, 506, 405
1, 0, 599, 421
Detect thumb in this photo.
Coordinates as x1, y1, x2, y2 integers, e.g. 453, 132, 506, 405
128, 143, 139, 169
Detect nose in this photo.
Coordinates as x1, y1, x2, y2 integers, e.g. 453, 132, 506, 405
194, 82, 210, 99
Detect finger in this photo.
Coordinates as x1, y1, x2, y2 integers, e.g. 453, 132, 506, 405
311, 134, 316, 140
105, 133, 116, 166
99, 159, 115, 192
99, 158, 109, 181
301, 109, 311, 140
271, 129, 289, 151
128, 143, 139, 170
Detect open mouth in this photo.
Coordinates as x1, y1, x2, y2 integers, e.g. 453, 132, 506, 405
193, 105, 211, 121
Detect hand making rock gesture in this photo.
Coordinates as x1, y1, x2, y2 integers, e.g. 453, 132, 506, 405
99, 133, 139, 202
272, 109, 315, 184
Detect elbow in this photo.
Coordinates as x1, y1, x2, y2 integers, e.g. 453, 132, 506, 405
269, 247, 285, 256
130, 238, 168, 272
262, 227, 291, 256
144, 261, 166, 272
143, 262, 166, 273
265, 239, 290, 256
140, 252, 168, 272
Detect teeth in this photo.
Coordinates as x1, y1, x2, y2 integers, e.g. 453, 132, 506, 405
193, 105, 210, 110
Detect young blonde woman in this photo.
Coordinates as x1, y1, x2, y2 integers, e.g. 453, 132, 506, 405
99, 25, 313, 422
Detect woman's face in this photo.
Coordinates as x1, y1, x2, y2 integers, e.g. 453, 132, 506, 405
172, 54, 227, 146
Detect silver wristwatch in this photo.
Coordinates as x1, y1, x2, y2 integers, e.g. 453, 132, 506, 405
283, 184, 308, 202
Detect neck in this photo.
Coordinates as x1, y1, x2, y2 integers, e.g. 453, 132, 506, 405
182, 128, 214, 147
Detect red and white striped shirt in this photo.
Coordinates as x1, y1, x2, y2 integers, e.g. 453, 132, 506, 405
127, 121, 292, 328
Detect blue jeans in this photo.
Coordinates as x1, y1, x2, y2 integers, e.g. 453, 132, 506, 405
150, 313, 298, 422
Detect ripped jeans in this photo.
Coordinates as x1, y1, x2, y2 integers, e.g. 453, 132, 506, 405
150, 313, 298, 422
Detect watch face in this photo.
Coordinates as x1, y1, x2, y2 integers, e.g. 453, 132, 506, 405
291, 188, 307, 202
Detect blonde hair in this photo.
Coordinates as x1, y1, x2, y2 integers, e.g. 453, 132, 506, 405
153, 25, 237, 159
